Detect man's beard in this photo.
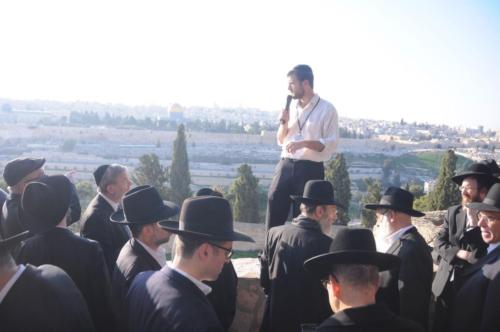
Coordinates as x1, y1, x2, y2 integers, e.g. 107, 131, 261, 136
373, 217, 391, 253
462, 192, 481, 206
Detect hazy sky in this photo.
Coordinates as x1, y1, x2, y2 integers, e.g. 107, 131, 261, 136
1, 0, 499, 129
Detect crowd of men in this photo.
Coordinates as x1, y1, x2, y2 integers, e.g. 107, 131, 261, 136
1, 64, 500, 332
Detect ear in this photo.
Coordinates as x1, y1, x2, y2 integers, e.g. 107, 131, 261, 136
197, 243, 211, 261
331, 277, 341, 297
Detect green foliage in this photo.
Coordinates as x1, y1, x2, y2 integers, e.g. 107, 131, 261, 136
75, 181, 96, 211
132, 153, 170, 199
361, 178, 381, 229
61, 139, 77, 152
427, 150, 460, 210
170, 124, 192, 205
325, 153, 351, 225
229, 164, 260, 223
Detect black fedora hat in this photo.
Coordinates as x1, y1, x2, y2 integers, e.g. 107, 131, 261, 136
0, 231, 30, 252
21, 175, 72, 234
304, 228, 400, 279
481, 159, 500, 178
451, 162, 498, 185
159, 196, 254, 243
3, 157, 45, 187
468, 183, 500, 212
110, 185, 179, 227
365, 187, 425, 217
291, 180, 342, 208
93, 164, 110, 186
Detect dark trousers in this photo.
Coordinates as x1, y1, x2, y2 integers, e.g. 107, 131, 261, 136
265, 158, 324, 230
433, 281, 455, 332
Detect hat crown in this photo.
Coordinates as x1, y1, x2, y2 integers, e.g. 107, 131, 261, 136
329, 228, 377, 253
302, 180, 335, 202
463, 162, 493, 176
380, 187, 415, 210
121, 186, 170, 224
179, 196, 234, 238
482, 183, 500, 209
3, 157, 45, 186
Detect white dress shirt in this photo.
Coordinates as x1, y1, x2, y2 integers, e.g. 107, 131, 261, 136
166, 262, 212, 295
487, 242, 500, 255
279, 94, 339, 162
378, 225, 415, 253
99, 192, 120, 212
0, 264, 26, 304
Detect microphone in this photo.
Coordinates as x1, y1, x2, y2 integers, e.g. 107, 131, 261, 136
285, 95, 292, 112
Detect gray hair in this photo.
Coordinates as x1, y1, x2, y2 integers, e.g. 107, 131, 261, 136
330, 264, 380, 288
98, 164, 128, 193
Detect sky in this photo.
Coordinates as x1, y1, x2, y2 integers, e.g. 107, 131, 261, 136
1, 0, 500, 129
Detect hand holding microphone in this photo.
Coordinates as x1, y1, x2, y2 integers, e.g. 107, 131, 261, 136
279, 95, 292, 125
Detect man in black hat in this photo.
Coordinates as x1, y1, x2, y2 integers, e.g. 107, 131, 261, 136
81, 164, 133, 275
303, 228, 423, 332
447, 183, 500, 332
15, 175, 117, 332
196, 188, 239, 331
127, 196, 254, 332
1, 231, 96, 332
110, 185, 179, 328
259, 180, 338, 332
266, 64, 339, 230
432, 162, 497, 331
365, 187, 432, 330
1, 157, 81, 239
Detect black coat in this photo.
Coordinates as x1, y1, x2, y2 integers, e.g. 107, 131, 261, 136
111, 238, 161, 330
0, 264, 95, 332
376, 227, 433, 331
127, 266, 224, 332
448, 245, 500, 332
15, 227, 117, 332
432, 205, 487, 297
80, 194, 130, 275
204, 261, 238, 331
259, 216, 333, 332
316, 304, 425, 332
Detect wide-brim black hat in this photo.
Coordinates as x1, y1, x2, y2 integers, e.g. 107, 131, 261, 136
3, 157, 45, 187
365, 186, 425, 217
451, 162, 498, 185
0, 231, 30, 252
110, 185, 179, 226
468, 183, 500, 212
304, 228, 400, 279
291, 180, 343, 208
160, 196, 254, 243
21, 175, 72, 234
481, 159, 500, 178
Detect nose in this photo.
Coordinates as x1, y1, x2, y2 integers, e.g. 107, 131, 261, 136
478, 215, 487, 228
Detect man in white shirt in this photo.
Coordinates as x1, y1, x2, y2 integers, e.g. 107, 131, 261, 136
365, 187, 433, 330
266, 64, 339, 229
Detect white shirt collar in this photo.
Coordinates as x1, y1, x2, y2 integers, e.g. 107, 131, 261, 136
0, 264, 26, 304
166, 262, 212, 295
379, 225, 415, 253
487, 242, 500, 255
99, 192, 120, 212
136, 239, 166, 267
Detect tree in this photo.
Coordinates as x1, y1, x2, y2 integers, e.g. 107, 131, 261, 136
75, 181, 96, 212
325, 153, 351, 225
361, 178, 381, 229
427, 150, 460, 210
229, 164, 260, 223
133, 153, 170, 199
169, 124, 192, 205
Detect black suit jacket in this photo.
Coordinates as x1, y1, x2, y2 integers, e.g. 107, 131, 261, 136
259, 216, 333, 332
432, 205, 487, 297
0, 264, 95, 332
448, 245, 500, 332
112, 238, 161, 330
15, 227, 117, 332
316, 304, 425, 332
376, 227, 433, 331
127, 266, 224, 332
81, 194, 130, 275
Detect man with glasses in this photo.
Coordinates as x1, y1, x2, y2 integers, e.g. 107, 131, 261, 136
365, 187, 432, 330
126, 196, 253, 332
447, 183, 500, 332
260, 180, 338, 332
432, 162, 497, 331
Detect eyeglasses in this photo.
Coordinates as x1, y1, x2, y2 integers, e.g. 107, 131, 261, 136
459, 185, 478, 192
208, 242, 233, 259
478, 212, 500, 223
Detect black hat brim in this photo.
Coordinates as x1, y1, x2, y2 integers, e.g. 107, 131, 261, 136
159, 222, 255, 243
0, 231, 31, 251
110, 201, 180, 225
451, 172, 499, 185
364, 203, 425, 217
291, 196, 345, 209
304, 250, 401, 280
467, 202, 500, 213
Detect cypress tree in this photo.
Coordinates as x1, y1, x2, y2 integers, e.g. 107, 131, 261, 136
325, 153, 351, 225
170, 124, 192, 205
361, 178, 381, 229
427, 150, 460, 210
229, 164, 260, 223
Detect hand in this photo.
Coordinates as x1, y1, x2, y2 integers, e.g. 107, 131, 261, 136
465, 206, 479, 226
286, 141, 305, 154
279, 108, 289, 124
456, 249, 473, 261
65, 170, 77, 183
